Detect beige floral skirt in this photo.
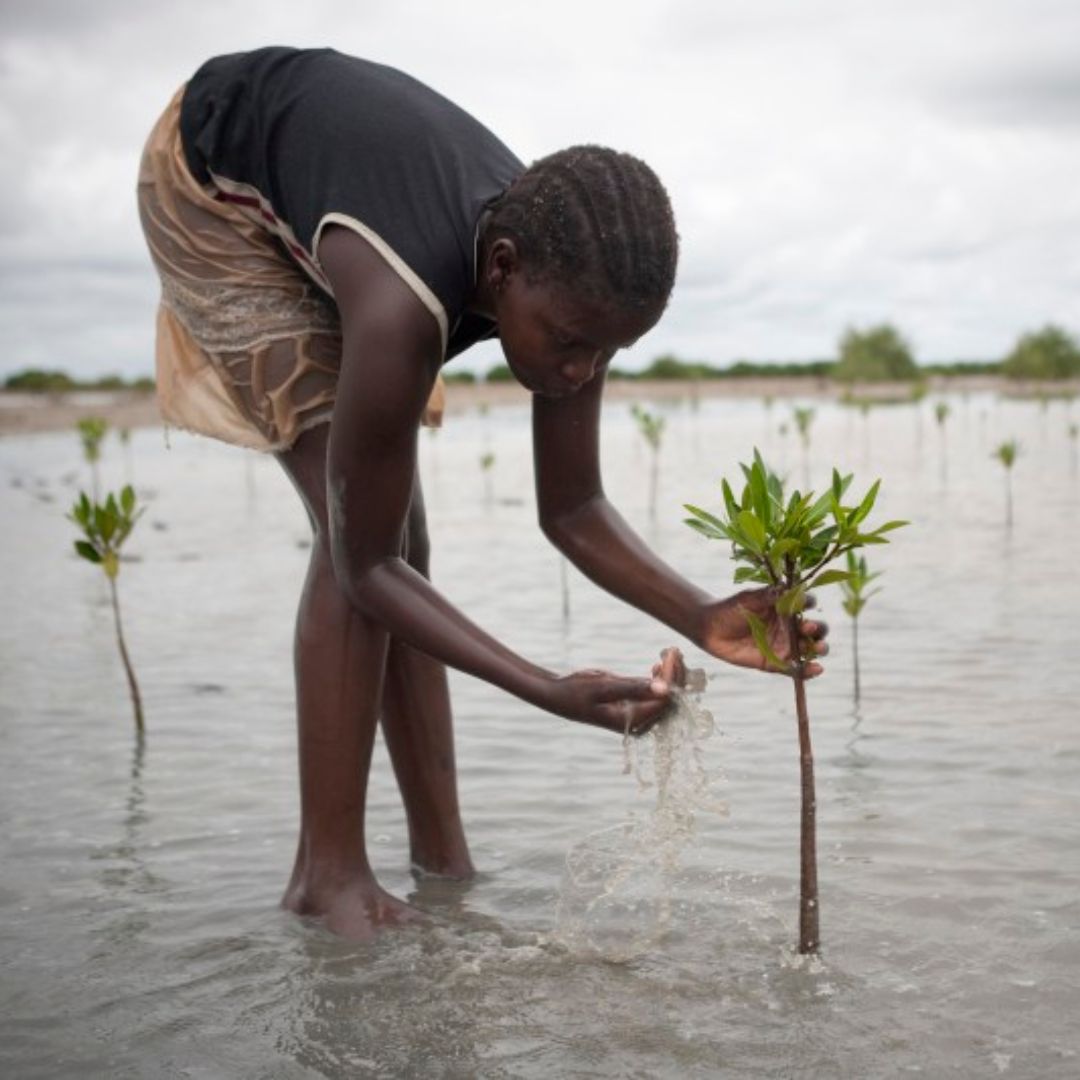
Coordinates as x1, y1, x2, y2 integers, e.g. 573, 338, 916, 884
136, 86, 444, 452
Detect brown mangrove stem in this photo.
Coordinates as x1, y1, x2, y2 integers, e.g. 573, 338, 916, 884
788, 612, 819, 954
109, 575, 145, 735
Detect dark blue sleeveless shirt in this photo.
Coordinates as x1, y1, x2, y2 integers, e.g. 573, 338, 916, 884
179, 47, 525, 359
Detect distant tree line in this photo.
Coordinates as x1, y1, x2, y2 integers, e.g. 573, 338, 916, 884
6, 323, 1078, 392
475, 322, 1079, 384
4, 369, 155, 393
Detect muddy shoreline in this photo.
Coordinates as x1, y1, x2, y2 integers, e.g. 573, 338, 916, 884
0, 374, 1064, 438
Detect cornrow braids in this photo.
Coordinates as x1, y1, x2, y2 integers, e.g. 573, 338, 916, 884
486, 145, 679, 312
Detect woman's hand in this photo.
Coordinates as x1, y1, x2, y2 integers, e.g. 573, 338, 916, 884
542, 660, 679, 736
700, 587, 829, 678
651, 645, 688, 688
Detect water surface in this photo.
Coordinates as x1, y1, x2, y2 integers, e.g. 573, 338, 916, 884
2, 392, 1078, 1077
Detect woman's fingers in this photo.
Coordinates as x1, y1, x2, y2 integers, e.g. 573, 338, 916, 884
801, 619, 829, 655
606, 696, 669, 736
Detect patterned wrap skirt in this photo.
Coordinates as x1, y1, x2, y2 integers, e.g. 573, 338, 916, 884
136, 85, 445, 452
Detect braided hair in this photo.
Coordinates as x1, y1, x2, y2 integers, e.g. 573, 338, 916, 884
485, 145, 679, 312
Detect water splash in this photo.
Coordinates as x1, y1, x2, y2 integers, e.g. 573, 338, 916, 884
554, 672, 727, 960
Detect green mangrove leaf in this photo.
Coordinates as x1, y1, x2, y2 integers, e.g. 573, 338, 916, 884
776, 584, 807, 616
850, 479, 881, 526
809, 568, 855, 588
734, 565, 769, 584
770, 538, 801, 559
74, 540, 101, 564
736, 510, 767, 551
721, 479, 740, 520
743, 608, 789, 674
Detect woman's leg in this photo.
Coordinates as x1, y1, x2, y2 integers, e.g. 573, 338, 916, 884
275, 423, 421, 939
380, 479, 475, 879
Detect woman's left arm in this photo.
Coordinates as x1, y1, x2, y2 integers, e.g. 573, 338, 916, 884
533, 370, 828, 675
533, 368, 711, 643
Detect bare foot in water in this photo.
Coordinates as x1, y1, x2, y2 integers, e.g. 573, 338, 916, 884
410, 849, 476, 880
408, 828, 476, 880
282, 874, 426, 941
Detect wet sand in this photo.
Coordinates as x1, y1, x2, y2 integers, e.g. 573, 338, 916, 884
0, 373, 1034, 438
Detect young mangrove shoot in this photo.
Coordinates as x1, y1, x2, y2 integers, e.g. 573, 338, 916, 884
684, 450, 906, 954
934, 401, 951, 484
992, 439, 1020, 528
839, 551, 882, 704
479, 450, 495, 505
793, 406, 814, 489
76, 416, 109, 502
69, 485, 146, 735
631, 403, 666, 519
118, 426, 134, 486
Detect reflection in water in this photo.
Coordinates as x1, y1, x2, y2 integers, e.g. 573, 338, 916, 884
89, 733, 170, 950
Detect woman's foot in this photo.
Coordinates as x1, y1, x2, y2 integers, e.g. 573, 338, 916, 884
405, 812, 476, 880
282, 873, 426, 941
409, 839, 476, 880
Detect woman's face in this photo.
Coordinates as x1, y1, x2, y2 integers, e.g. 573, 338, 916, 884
494, 273, 661, 398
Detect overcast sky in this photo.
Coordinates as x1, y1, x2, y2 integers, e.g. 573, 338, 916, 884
1, 0, 1078, 378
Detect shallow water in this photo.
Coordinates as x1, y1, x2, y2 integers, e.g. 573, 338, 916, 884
2, 392, 1078, 1078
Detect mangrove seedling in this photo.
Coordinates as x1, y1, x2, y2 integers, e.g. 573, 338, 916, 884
76, 416, 109, 501
631, 403, 666, 519
684, 450, 906, 954
69, 486, 146, 734
839, 551, 882, 704
934, 401, 950, 482
479, 450, 495, 505
1068, 423, 1078, 476
992, 439, 1020, 528
118, 426, 134, 485
793, 406, 814, 489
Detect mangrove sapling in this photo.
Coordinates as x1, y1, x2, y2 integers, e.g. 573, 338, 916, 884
992, 440, 1020, 528
934, 401, 951, 484
69, 486, 146, 735
479, 450, 495, 506
684, 450, 906, 954
631, 404, 666, 519
910, 382, 928, 454
76, 416, 109, 502
839, 551, 882, 704
118, 426, 134, 486
793, 406, 814, 490
1068, 423, 1078, 477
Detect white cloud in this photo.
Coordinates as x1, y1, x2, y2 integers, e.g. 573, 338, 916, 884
0, 0, 1077, 379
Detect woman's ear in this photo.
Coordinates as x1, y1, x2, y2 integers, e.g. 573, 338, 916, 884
486, 237, 519, 294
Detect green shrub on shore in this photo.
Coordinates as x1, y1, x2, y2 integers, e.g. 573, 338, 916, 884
5, 369, 78, 392
833, 324, 920, 383
484, 363, 516, 383
1002, 325, 1080, 381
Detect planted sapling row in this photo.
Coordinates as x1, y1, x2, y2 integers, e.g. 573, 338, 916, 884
76, 416, 109, 501
631, 404, 665, 519
840, 551, 882, 704
69, 486, 146, 735
685, 450, 906, 954
992, 440, 1020, 528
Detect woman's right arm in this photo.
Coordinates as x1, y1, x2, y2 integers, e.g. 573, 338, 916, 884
318, 227, 671, 734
